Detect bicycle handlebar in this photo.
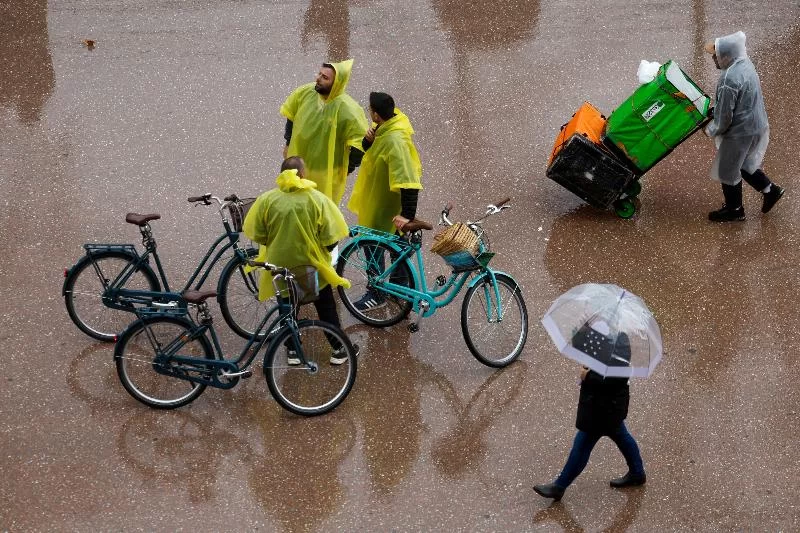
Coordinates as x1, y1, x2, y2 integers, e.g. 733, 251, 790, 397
188, 193, 246, 212
246, 260, 291, 277
187, 194, 213, 205
440, 197, 512, 226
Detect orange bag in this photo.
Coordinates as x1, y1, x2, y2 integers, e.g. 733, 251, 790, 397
548, 102, 607, 165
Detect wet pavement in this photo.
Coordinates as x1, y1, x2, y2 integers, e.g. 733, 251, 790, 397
2, 1, 799, 530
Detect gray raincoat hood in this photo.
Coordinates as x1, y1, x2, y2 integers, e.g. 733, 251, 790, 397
714, 31, 748, 69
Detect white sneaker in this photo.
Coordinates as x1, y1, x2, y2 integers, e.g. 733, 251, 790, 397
287, 349, 300, 366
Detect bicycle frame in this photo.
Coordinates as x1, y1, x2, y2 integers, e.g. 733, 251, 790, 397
346, 227, 505, 320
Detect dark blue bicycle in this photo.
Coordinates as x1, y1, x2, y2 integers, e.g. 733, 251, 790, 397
63, 194, 268, 342
113, 261, 357, 416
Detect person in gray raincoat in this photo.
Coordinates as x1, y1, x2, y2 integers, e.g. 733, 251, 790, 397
704, 31, 785, 222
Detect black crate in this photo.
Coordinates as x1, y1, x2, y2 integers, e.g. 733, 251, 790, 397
546, 133, 637, 209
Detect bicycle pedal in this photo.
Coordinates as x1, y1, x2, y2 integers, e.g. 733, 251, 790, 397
407, 323, 419, 333
435, 275, 447, 286
240, 370, 253, 379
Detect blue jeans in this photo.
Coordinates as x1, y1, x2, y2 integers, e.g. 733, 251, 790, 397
554, 423, 644, 488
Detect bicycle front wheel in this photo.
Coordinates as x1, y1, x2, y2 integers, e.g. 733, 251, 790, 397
264, 320, 357, 416
64, 251, 160, 342
461, 273, 528, 367
115, 316, 214, 409
217, 248, 278, 339
336, 240, 414, 327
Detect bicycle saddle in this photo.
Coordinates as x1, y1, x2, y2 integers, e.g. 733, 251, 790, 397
402, 218, 433, 232
125, 213, 161, 226
183, 290, 218, 304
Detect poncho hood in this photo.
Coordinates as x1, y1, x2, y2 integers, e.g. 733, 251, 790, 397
327, 59, 354, 102
275, 168, 318, 192
715, 31, 748, 69
375, 109, 415, 137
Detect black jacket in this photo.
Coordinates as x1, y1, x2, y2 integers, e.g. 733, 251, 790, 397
575, 370, 630, 435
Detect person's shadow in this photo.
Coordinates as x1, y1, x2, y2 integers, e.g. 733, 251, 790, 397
0, 0, 54, 124
301, 0, 352, 61
340, 324, 430, 496
245, 401, 357, 533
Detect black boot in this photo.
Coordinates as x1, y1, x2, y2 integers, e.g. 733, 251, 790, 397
710, 182, 745, 221
762, 184, 785, 213
609, 472, 646, 488
533, 482, 566, 501
708, 205, 745, 222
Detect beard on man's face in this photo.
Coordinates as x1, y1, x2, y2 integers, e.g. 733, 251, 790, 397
314, 83, 332, 95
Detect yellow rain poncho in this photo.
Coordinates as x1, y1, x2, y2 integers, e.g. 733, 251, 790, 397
242, 169, 351, 301
348, 109, 423, 234
280, 59, 368, 203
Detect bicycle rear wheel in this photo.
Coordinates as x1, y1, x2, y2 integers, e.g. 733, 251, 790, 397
336, 240, 414, 327
461, 273, 528, 367
217, 248, 278, 340
264, 320, 357, 416
64, 251, 160, 342
115, 316, 214, 409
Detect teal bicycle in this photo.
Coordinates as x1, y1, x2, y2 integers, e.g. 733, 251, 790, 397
336, 199, 528, 367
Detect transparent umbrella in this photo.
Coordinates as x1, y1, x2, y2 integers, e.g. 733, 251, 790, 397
541, 283, 662, 378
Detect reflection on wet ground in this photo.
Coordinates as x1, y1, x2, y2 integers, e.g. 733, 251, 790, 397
2, 1, 800, 530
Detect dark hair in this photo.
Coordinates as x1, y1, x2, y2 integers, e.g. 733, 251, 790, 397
369, 92, 395, 121
281, 156, 304, 172
322, 63, 334, 70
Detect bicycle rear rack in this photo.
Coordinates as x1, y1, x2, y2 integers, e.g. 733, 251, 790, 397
348, 225, 405, 244
83, 243, 139, 256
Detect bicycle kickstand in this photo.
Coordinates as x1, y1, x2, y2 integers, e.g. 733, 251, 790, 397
407, 301, 430, 333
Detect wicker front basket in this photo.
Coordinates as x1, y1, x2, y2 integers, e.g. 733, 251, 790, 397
430, 223, 480, 256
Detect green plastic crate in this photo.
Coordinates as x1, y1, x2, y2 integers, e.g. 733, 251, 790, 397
605, 60, 710, 172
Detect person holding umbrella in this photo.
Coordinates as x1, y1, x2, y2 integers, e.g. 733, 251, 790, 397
537, 284, 659, 501
533, 331, 646, 501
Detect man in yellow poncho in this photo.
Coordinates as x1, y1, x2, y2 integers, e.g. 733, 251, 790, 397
347, 92, 423, 311
243, 157, 354, 364
281, 59, 368, 203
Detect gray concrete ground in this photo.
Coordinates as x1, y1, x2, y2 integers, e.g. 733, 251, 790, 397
1, 1, 799, 531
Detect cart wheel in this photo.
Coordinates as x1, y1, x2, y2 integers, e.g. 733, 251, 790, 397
624, 180, 642, 198
614, 198, 636, 219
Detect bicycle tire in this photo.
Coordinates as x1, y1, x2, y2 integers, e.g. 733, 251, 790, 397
264, 319, 357, 416
336, 239, 414, 327
217, 248, 279, 340
460, 273, 528, 367
115, 315, 214, 409
64, 251, 160, 342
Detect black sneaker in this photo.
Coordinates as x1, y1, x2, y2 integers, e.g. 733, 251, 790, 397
762, 185, 785, 213
709, 204, 745, 222
354, 291, 386, 311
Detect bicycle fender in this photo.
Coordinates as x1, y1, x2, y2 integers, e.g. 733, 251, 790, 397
467, 270, 520, 290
